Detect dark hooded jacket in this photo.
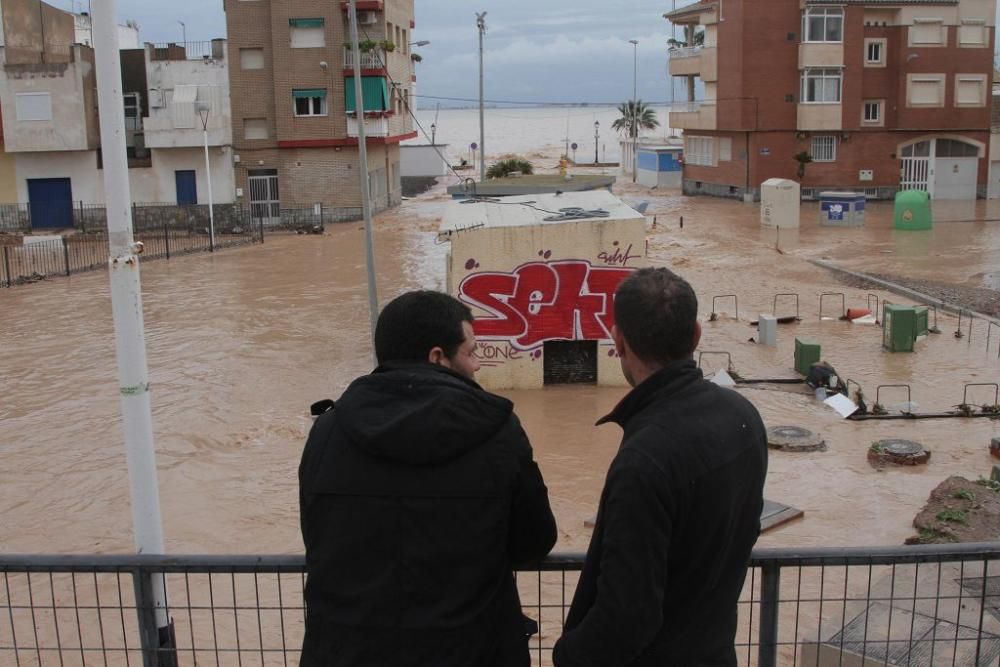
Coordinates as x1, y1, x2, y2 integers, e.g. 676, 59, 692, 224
299, 362, 557, 667
553, 360, 768, 667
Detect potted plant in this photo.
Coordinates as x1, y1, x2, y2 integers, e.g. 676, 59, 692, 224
793, 151, 813, 179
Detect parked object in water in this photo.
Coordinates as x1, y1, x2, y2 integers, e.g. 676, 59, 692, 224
893, 190, 933, 230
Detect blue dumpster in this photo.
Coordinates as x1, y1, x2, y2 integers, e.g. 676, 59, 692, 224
819, 191, 865, 227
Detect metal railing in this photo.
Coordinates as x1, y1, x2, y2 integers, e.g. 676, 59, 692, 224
2, 543, 999, 666
148, 41, 224, 62
670, 99, 715, 113
669, 44, 704, 59
343, 47, 385, 69
347, 114, 391, 138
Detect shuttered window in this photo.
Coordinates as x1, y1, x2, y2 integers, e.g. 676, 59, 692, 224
345, 77, 390, 113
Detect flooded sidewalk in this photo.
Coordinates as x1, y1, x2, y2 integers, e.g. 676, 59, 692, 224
0, 176, 997, 557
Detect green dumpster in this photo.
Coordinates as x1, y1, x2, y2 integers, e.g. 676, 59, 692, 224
794, 337, 821, 375
893, 190, 933, 230
883, 304, 917, 352
914, 307, 929, 338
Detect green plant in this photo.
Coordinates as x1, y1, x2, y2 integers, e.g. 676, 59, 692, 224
612, 100, 660, 139
667, 28, 705, 50
976, 477, 1000, 492
869, 442, 884, 454
351, 39, 381, 53
953, 490, 976, 502
917, 528, 957, 543
486, 158, 534, 180
936, 509, 969, 525
410, 53, 423, 63
793, 151, 813, 179
380, 40, 396, 52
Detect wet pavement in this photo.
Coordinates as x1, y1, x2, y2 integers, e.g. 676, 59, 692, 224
0, 172, 998, 556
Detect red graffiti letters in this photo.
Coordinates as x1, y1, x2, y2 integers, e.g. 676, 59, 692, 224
459, 261, 635, 350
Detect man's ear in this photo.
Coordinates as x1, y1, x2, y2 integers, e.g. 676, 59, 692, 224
612, 325, 627, 358
692, 320, 703, 352
428, 347, 446, 365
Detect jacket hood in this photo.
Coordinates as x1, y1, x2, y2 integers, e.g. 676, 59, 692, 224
335, 362, 514, 465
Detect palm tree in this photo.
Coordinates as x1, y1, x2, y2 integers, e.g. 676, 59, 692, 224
612, 100, 660, 140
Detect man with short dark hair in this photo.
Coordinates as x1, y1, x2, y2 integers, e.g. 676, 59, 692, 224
554, 268, 768, 666
299, 290, 557, 666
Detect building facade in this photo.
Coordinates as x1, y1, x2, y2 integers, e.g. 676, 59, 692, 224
223, 0, 417, 221
666, 0, 996, 200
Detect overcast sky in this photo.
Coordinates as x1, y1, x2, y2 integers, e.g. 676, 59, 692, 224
50, 0, 682, 107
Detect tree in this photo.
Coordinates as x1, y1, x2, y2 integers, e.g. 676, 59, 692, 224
667, 29, 705, 50
793, 151, 813, 179
486, 158, 534, 179
612, 100, 660, 140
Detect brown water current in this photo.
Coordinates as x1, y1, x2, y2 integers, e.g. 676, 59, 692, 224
1, 178, 998, 557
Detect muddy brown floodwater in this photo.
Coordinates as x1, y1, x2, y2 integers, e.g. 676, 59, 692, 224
1, 174, 998, 561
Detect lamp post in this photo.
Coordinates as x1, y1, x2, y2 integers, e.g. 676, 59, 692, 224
409, 40, 430, 48
431, 122, 437, 145
629, 39, 639, 183
195, 101, 216, 252
178, 20, 186, 46
476, 12, 487, 182
594, 120, 600, 165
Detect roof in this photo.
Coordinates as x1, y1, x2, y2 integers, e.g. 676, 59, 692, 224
440, 191, 645, 233
664, 1, 717, 21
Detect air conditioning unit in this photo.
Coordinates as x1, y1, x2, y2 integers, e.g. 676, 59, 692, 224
358, 11, 378, 25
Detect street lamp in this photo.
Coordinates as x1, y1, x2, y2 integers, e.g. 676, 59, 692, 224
594, 120, 600, 165
195, 101, 216, 252
178, 20, 186, 46
409, 40, 430, 48
431, 122, 437, 145
629, 39, 639, 183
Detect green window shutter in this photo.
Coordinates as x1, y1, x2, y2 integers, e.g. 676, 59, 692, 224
293, 89, 327, 99
345, 77, 389, 112
289, 18, 324, 28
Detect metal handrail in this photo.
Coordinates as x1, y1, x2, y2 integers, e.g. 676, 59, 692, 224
668, 45, 704, 59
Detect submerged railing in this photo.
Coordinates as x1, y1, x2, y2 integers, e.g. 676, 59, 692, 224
3, 543, 999, 666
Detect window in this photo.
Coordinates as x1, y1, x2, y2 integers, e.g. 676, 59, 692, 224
244, 118, 268, 140
862, 100, 882, 124
909, 19, 944, 46
15, 92, 52, 121
811, 136, 837, 162
901, 141, 930, 158
718, 137, 732, 162
907, 74, 945, 107
802, 7, 843, 42
240, 48, 264, 70
959, 20, 987, 46
864, 39, 885, 66
345, 76, 390, 113
935, 139, 978, 158
289, 18, 325, 48
955, 75, 986, 107
801, 68, 842, 103
685, 136, 714, 166
293, 89, 328, 116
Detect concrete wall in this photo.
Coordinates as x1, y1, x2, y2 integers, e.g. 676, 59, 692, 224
400, 144, 446, 177
445, 218, 648, 390
0, 147, 18, 201
143, 42, 233, 149
1, 0, 74, 65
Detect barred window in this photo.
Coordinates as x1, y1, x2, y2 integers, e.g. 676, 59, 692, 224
811, 136, 837, 162
685, 136, 714, 166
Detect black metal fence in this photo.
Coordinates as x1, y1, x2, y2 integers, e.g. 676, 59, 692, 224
0, 223, 263, 288
2, 543, 999, 666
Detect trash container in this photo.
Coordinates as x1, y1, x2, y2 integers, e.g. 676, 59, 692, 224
883, 304, 917, 352
794, 337, 821, 375
819, 191, 865, 227
914, 306, 929, 338
760, 178, 800, 229
893, 190, 932, 230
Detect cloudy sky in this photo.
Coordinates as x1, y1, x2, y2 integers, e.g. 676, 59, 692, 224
49, 0, 682, 107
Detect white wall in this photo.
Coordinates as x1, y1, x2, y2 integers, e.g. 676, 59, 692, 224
143, 43, 232, 149
13, 147, 235, 204
400, 144, 447, 177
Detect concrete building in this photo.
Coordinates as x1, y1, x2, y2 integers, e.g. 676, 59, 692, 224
73, 12, 140, 50
666, 0, 996, 200
223, 0, 417, 222
440, 190, 648, 390
0, 0, 236, 229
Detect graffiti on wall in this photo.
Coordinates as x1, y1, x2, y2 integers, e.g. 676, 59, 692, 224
459, 260, 635, 351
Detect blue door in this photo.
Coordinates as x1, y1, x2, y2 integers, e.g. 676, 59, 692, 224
27, 178, 73, 230
175, 170, 198, 205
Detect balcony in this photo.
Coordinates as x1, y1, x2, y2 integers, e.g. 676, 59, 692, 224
669, 100, 717, 131
347, 114, 390, 138
797, 104, 842, 131
343, 47, 386, 71
798, 43, 843, 69
668, 46, 717, 82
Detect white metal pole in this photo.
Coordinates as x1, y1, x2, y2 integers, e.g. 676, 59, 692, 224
91, 0, 169, 629
348, 0, 379, 367
632, 41, 638, 183
477, 12, 487, 182
202, 126, 216, 251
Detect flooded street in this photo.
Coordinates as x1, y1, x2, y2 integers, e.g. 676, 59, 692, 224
1, 176, 998, 557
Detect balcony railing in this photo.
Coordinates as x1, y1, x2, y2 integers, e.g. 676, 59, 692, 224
670, 100, 714, 113
343, 47, 386, 69
347, 114, 390, 137
669, 45, 704, 59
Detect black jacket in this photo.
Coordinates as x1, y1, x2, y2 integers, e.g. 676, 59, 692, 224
299, 363, 557, 667
554, 360, 768, 667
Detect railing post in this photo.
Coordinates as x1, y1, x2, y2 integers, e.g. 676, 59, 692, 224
79, 201, 85, 233
132, 568, 177, 667
62, 236, 70, 276
1, 245, 9, 287
757, 563, 780, 667
163, 223, 170, 260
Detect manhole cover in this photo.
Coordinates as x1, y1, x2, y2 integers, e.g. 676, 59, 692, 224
868, 439, 930, 466
766, 426, 826, 452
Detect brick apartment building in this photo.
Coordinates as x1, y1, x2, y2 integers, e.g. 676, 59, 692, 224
666, 0, 996, 200
223, 0, 416, 220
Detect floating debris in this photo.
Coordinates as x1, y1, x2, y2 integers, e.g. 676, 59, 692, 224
766, 426, 827, 452
868, 439, 931, 466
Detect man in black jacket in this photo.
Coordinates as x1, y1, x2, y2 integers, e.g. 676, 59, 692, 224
299, 290, 557, 667
554, 268, 768, 666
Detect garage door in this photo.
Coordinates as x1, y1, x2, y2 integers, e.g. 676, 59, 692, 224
933, 139, 979, 200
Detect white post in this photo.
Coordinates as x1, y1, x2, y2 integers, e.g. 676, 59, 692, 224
476, 12, 487, 182
631, 40, 639, 183
92, 0, 169, 635
348, 0, 379, 367
200, 119, 216, 252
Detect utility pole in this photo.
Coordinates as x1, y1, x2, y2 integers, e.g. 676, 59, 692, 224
629, 39, 639, 183
476, 12, 487, 182
178, 20, 185, 46
92, 0, 174, 660
348, 0, 379, 367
